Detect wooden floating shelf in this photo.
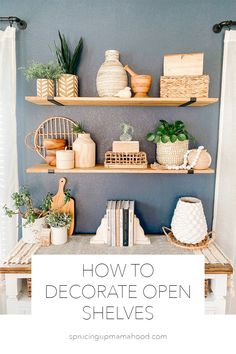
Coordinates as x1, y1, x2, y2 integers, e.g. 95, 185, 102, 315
25, 96, 219, 107
26, 164, 214, 174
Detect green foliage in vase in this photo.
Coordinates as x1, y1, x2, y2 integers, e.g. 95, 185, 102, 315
146, 120, 194, 144
54, 31, 83, 75
22, 61, 65, 80
72, 122, 85, 134
3, 187, 72, 226
45, 211, 72, 228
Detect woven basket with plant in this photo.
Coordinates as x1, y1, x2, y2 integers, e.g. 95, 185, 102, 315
147, 120, 193, 166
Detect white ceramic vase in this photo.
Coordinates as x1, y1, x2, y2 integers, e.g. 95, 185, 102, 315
51, 226, 68, 245
171, 197, 208, 244
22, 216, 46, 244
96, 50, 128, 97
73, 133, 96, 168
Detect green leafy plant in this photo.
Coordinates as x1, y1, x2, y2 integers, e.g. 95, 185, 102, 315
146, 120, 193, 144
22, 61, 65, 80
54, 31, 83, 74
72, 122, 85, 134
3, 187, 71, 226
45, 211, 72, 228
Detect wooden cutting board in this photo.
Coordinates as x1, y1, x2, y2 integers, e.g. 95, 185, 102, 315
51, 177, 75, 236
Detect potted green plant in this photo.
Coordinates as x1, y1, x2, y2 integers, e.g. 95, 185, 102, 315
54, 31, 83, 97
146, 120, 193, 165
72, 122, 96, 168
23, 61, 65, 97
3, 187, 53, 243
45, 211, 72, 245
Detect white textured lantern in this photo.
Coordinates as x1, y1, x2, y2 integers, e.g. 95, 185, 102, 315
171, 197, 207, 244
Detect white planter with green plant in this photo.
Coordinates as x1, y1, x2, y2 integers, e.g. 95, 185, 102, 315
72, 122, 96, 168
147, 120, 192, 166
54, 31, 83, 97
3, 187, 53, 243
45, 211, 72, 245
23, 61, 65, 97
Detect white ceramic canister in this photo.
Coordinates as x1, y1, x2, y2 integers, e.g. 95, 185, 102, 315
73, 133, 96, 168
96, 50, 128, 97
51, 226, 68, 245
171, 197, 208, 244
56, 150, 75, 169
22, 216, 46, 244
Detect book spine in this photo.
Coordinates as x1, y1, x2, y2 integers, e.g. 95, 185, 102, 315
123, 208, 129, 246
119, 202, 124, 247
111, 201, 116, 247
129, 202, 134, 247
106, 202, 111, 246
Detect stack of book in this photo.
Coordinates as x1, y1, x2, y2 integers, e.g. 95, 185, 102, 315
106, 200, 135, 247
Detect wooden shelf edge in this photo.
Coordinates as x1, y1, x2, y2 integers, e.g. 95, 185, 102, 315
25, 96, 219, 107
26, 164, 215, 174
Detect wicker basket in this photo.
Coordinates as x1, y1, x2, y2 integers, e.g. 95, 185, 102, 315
104, 151, 147, 168
27, 278, 32, 298
160, 75, 209, 98
156, 140, 189, 166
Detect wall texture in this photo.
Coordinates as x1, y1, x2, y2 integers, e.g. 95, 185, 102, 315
1, 0, 233, 234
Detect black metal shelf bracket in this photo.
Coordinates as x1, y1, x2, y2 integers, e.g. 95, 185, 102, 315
48, 169, 55, 174
47, 96, 64, 106
187, 169, 194, 174
179, 97, 197, 107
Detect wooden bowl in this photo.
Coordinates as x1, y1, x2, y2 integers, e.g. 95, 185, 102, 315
131, 75, 152, 97
43, 138, 66, 150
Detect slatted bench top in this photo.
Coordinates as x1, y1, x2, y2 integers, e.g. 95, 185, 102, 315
0, 235, 233, 275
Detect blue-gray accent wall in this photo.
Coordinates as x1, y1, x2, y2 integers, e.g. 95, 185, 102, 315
1, 0, 233, 234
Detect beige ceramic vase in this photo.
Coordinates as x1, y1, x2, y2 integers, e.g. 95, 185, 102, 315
37, 79, 54, 97
73, 133, 96, 168
187, 149, 212, 169
96, 50, 128, 97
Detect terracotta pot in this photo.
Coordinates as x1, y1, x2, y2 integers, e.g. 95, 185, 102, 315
124, 65, 152, 98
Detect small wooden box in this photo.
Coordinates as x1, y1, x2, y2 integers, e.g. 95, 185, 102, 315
160, 75, 209, 98
164, 52, 204, 76
112, 141, 139, 153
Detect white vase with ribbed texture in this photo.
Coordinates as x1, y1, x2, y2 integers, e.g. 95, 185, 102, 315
73, 133, 96, 168
171, 197, 207, 244
96, 50, 128, 97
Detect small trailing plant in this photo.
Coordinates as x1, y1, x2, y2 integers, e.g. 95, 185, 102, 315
54, 31, 83, 75
3, 187, 71, 226
45, 211, 72, 228
22, 61, 65, 80
146, 120, 193, 144
72, 122, 85, 134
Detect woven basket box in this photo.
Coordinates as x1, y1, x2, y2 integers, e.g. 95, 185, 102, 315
160, 75, 209, 98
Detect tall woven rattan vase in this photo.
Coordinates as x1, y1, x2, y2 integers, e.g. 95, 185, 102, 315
96, 50, 128, 97
57, 74, 78, 97
36, 79, 54, 97
171, 197, 208, 244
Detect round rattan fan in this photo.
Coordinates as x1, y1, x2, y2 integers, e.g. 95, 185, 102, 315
25, 116, 77, 161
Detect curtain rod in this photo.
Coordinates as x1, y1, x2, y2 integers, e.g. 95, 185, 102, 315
0, 16, 27, 30
213, 20, 236, 33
